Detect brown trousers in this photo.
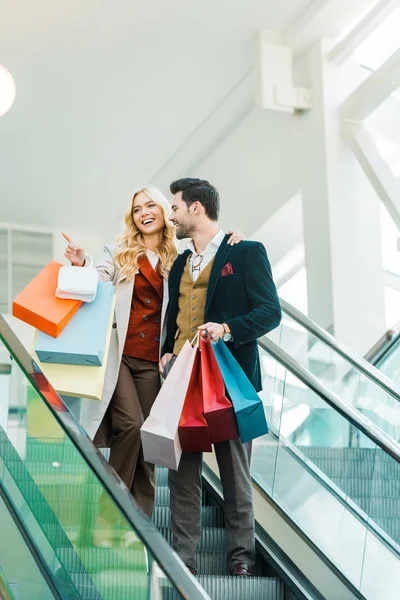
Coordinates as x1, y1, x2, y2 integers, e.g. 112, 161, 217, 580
95, 355, 161, 518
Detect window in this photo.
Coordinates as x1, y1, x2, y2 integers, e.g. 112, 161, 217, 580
0, 229, 53, 314
353, 5, 400, 70
278, 268, 308, 314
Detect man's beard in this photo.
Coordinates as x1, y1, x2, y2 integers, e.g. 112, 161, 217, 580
175, 222, 194, 240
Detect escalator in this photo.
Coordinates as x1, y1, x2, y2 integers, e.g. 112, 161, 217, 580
0, 314, 318, 600
247, 300, 400, 599
1, 308, 400, 600
271, 299, 400, 441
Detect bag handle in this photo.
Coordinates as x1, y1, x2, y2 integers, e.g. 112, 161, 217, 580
84, 254, 93, 268
190, 330, 201, 348
200, 330, 218, 344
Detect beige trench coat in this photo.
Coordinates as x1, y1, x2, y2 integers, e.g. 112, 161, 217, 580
79, 242, 169, 440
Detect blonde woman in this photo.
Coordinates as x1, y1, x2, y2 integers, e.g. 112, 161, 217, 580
63, 187, 243, 524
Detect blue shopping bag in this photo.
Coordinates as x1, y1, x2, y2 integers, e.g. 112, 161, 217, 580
211, 339, 268, 443
35, 281, 114, 366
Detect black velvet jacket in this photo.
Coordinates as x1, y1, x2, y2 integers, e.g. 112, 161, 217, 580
163, 235, 281, 392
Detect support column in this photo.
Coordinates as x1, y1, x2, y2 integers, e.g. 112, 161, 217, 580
300, 40, 386, 355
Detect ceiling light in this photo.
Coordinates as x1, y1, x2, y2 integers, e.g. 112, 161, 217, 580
0, 65, 16, 117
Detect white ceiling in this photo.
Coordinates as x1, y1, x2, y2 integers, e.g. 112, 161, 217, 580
0, 0, 309, 233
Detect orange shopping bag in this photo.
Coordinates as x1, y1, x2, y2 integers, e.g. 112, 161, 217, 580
12, 261, 82, 338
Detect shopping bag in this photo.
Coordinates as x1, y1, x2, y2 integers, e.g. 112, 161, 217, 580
12, 261, 82, 338
31, 295, 115, 401
56, 264, 99, 303
201, 336, 239, 444
35, 282, 114, 366
140, 340, 197, 470
211, 339, 268, 443
178, 349, 212, 453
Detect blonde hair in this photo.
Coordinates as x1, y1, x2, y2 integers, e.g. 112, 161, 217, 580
114, 187, 178, 280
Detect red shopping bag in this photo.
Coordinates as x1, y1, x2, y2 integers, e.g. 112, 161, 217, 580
201, 336, 239, 444
178, 349, 212, 453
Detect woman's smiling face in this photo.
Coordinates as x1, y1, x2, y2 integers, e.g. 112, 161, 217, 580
132, 191, 165, 236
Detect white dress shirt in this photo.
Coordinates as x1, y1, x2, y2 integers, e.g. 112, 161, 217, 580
187, 229, 225, 282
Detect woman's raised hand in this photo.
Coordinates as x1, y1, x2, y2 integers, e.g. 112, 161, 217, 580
62, 232, 85, 267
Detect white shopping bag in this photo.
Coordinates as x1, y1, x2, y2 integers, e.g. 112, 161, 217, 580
141, 340, 196, 470
56, 263, 99, 303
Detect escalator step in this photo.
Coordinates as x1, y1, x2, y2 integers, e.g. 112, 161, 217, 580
30, 500, 97, 525
299, 456, 398, 479
155, 485, 212, 507
199, 575, 285, 600
26, 437, 79, 463
162, 576, 285, 600
64, 572, 101, 600
70, 569, 148, 600
156, 466, 169, 486
153, 505, 223, 529
360, 497, 400, 517
374, 517, 400, 543
299, 447, 375, 460
57, 546, 147, 573
158, 526, 227, 551
328, 477, 400, 498
25, 478, 101, 504
155, 485, 170, 506
195, 551, 262, 576
59, 546, 248, 578
300, 446, 396, 464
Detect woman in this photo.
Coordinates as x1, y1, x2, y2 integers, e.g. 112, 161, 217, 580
63, 186, 243, 526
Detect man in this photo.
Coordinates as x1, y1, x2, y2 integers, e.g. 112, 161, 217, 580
160, 178, 281, 577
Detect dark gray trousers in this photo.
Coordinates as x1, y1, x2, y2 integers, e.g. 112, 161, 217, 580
168, 439, 255, 571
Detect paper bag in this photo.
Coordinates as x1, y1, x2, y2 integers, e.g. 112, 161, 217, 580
56, 264, 99, 303
140, 341, 196, 470
211, 339, 268, 443
35, 282, 114, 366
12, 261, 82, 338
178, 349, 212, 453
201, 337, 238, 444
31, 295, 115, 401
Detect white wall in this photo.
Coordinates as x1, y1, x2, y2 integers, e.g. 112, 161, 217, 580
53, 227, 109, 265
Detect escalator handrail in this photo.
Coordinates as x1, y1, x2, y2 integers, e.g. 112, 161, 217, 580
364, 330, 400, 370
0, 315, 211, 600
280, 299, 400, 403
365, 328, 400, 365
259, 336, 400, 464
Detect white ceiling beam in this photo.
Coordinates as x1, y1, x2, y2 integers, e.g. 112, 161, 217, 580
384, 270, 400, 292
281, 0, 331, 42
342, 120, 400, 230
329, 0, 399, 65
150, 69, 255, 191
283, 0, 381, 59
341, 46, 400, 121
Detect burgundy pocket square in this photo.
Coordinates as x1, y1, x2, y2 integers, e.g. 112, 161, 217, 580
221, 263, 234, 277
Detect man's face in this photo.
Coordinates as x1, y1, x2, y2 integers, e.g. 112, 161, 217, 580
170, 192, 196, 239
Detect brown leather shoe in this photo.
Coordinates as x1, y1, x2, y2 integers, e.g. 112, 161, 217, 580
230, 561, 251, 576
186, 565, 197, 576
